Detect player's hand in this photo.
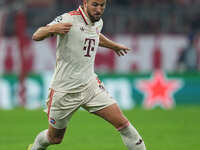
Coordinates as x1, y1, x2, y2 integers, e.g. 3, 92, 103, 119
113, 44, 130, 56
50, 23, 72, 35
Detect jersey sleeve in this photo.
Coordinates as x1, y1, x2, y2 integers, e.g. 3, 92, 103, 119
47, 13, 73, 26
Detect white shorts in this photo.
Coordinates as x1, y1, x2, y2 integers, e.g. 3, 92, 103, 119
46, 78, 116, 129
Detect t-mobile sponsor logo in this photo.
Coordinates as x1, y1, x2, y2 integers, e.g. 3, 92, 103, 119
83, 38, 95, 57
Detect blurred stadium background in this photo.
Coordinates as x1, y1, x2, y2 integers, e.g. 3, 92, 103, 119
0, 0, 200, 150
0, 0, 200, 109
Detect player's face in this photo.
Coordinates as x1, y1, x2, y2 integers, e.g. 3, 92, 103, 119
84, 0, 106, 22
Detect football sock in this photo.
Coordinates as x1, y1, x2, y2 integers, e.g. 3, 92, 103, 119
31, 129, 51, 150
119, 123, 146, 150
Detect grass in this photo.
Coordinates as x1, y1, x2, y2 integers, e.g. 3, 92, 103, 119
0, 105, 200, 150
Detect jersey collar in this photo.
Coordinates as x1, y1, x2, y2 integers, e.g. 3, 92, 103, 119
78, 6, 92, 25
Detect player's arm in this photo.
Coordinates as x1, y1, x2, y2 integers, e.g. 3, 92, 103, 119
32, 23, 72, 41
99, 33, 130, 56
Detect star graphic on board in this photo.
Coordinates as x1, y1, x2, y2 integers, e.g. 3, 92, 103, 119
136, 70, 183, 109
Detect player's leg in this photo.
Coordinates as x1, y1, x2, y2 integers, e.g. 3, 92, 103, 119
48, 125, 66, 144
93, 103, 129, 129
30, 108, 75, 150
93, 103, 146, 150
82, 78, 146, 150
29, 89, 81, 150
30, 125, 66, 150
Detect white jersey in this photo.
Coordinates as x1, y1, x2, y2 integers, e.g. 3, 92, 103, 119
48, 6, 103, 92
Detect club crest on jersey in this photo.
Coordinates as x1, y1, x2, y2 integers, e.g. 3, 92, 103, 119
50, 118, 56, 125
54, 15, 63, 23
80, 27, 85, 32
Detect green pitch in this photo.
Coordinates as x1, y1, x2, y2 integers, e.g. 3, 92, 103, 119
0, 105, 200, 150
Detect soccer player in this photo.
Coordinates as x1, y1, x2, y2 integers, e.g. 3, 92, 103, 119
28, 0, 146, 150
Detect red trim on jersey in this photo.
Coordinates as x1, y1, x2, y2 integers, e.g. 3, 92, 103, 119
47, 89, 55, 120
69, 10, 81, 16
69, 10, 79, 14
78, 7, 88, 25
96, 77, 102, 84
70, 14, 81, 16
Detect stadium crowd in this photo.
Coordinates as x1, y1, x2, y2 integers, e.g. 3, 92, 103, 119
0, 0, 200, 36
